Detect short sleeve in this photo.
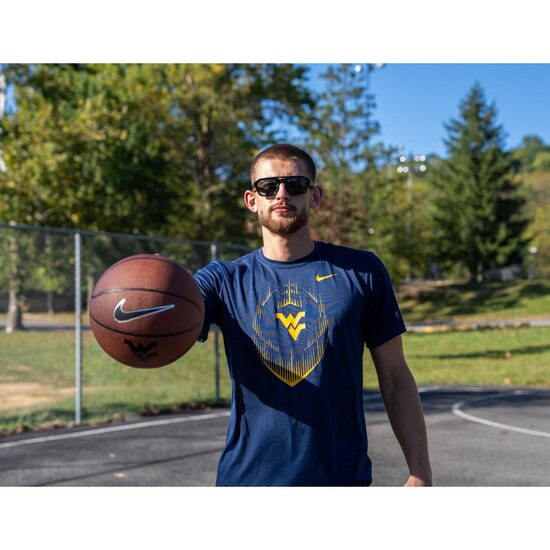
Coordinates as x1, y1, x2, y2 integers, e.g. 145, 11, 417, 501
363, 256, 406, 349
193, 262, 224, 342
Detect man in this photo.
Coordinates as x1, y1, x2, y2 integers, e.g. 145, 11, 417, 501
194, 143, 432, 486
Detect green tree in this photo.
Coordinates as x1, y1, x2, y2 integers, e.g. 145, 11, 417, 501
0, 64, 180, 330
511, 135, 550, 173
532, 151, 550, 172
429, 84, 529, 281
160, 64, 313, 245
372, 154, 435, 282
0, 63, 313, 329
304, 63, 426, 282
0, 64, 177, 233
365, 169, 411, 278
0, 64, 313, 241
306, 64, 377, 249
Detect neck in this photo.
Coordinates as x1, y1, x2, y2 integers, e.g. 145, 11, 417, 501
261, 225, 315, 262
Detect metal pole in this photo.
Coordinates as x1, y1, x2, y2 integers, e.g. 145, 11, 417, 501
210, 243, 220, 403
406, 170, 413, 282
75, 232, 83, 425
398, 153, 427, 283
0, 71, 6, 174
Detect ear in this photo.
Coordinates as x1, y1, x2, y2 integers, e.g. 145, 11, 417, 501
244, 189, 258, 213
310, 184, 323, 209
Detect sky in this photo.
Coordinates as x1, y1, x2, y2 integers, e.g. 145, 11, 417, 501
305, 63, 550, 158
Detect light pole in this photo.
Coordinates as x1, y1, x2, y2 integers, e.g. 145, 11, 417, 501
397, 153, 427, 205
397, 153, 427, 281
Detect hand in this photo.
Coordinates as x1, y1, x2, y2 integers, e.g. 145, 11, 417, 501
404, 474, 432, 487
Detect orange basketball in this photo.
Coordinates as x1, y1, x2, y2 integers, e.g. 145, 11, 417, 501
89, 254, 204, 368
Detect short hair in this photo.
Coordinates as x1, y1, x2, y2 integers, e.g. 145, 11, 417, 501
250, 144, 316, 182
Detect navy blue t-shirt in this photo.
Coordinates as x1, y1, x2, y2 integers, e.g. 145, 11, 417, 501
193, 241, 406, 486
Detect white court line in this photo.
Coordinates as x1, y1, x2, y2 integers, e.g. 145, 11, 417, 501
0, 410, 231, 450
451, 390, 550, 439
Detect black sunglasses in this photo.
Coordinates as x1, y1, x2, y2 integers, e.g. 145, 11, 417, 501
252, 176, 312, 197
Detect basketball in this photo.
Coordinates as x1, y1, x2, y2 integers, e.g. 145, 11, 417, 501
89, 254, 204, 368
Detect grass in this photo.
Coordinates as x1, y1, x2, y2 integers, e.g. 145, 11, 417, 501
363, 326, 550, 389
1, 324, 550, 434
397, 280, 550, 322
0, 331, 232, 434
2, 280, 549, 433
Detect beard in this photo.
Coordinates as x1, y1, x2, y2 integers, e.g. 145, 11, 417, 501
258, 204, 309, 236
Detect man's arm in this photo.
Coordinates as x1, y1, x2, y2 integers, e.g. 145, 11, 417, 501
370, 334, 432, 486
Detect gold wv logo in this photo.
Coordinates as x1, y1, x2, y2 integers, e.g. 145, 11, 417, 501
275, 312, 306, 341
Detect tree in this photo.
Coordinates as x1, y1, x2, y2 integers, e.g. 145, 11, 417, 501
0, 64, 314, 329
511, 135, 550, 173
306, 64, 378, 249
0, 64, 179, 234
532, 151, 550, 172
369, 154, 435, 282
429, 83, 529, 281
0, 64, 178, 330
159, 64, 313, 246
305, 64, 430, 281
0, 64, 313, 241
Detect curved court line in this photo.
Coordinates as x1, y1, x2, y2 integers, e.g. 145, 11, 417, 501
0, 410, 231, 450
451, 390, 550, 439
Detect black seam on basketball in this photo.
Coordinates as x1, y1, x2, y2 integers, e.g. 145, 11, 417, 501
89, 313, 203, 338
91, 287, 202, 310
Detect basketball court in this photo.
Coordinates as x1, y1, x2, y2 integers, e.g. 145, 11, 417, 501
1, 384, 548, 486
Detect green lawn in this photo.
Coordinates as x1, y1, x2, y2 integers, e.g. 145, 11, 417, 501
0, 331, 231, 434
397, 280, 550, 322
1, 324, 549, 434
364, 326, 550, 389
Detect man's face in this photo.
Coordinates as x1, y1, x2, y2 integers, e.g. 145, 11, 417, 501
246, 158, 318, 237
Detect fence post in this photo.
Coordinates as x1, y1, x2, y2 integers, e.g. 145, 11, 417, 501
210, 243, 221, 403
74, 232, 83, 425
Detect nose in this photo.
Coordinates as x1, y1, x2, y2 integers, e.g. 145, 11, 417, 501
275, 182, 291, 201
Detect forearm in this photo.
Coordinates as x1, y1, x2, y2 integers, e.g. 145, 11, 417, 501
379, 368, 432, 485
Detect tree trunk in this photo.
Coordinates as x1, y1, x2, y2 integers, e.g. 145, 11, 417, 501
476, 262, 484, 284
5, 233, 25, 333
6, 282, 24, 333
47, 291, 55, 316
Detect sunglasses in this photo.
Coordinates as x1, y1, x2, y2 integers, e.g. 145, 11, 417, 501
252, 176, 312, 198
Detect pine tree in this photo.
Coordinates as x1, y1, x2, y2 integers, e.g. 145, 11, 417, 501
430, 83, 529, 281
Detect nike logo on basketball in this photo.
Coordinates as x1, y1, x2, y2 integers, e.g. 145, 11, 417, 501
316, 273, 337, 282
113, 299, 175, 323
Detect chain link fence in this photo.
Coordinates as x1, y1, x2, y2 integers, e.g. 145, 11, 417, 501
0, 222, 250, 434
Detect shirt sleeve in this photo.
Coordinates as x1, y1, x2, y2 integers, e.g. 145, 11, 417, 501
363, 255, 407, 349
193, 261, 224, 342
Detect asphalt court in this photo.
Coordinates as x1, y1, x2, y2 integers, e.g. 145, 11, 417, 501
0, 384, 549, 487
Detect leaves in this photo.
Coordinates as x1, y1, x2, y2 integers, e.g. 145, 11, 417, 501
0, 63, 313, 242
430, 84, 529, 280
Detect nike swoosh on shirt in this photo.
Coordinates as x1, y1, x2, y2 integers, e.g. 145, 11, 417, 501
315, 273, 338, 282
113, 299, 176, 323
